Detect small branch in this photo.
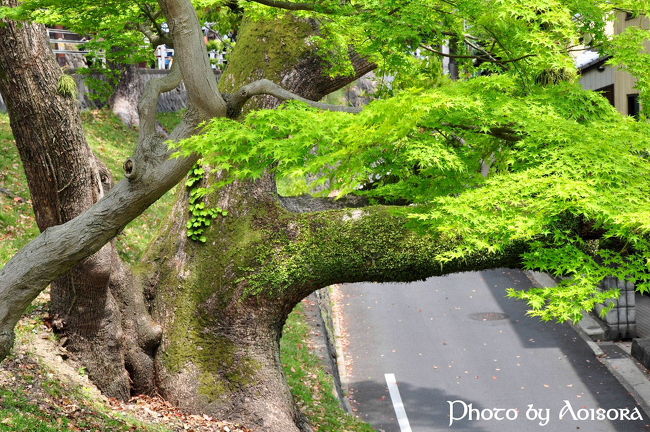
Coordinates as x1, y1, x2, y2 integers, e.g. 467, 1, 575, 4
137, 62, 182, 142
227, 79, 362, 117
421, 44, 485, 60
442, 123, 521, 142
421, 44, 535, 65
138, 2, 166, 39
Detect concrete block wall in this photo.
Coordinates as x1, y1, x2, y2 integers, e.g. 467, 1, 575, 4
594, 276, 637, 339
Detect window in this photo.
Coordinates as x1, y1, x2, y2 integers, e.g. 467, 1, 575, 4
628, 94, 640, 120
596, 84, 615, 107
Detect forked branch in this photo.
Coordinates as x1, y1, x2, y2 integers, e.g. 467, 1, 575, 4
159, 0, 228, 118
138, 62, 182, 139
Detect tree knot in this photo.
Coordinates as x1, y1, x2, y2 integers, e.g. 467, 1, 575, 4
123, 158, 136, 180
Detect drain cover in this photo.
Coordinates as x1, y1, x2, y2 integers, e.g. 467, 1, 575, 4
469, 312, 509, 321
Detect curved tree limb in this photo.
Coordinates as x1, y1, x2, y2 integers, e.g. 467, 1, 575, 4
138, 62, 182, 140
0, 120, 199, 362
0, 0, 215, 363
227, 78, 363, 117
239, 203, 526, 305
159, 0, 228, 118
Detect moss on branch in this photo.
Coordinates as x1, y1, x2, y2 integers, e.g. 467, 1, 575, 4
241, 204, 526, 299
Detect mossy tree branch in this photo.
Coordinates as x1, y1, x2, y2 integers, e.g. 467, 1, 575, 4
242, 203, 525, 306
246, 0, 320, 12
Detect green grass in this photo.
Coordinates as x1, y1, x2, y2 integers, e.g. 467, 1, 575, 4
280, 304, 375, 432
156, 109, 186, 133
0, 115, 39, 265
0, 295, 173, 432
0, 360, 171, 432
0, 110, 177, 266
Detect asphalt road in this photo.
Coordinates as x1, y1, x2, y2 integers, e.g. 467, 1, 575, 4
337, 269, 650, 431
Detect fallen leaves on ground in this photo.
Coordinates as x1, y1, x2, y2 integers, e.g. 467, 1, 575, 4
108, 395, 253, 432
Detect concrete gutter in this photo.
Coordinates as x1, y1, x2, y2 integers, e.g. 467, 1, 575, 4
526, 270, 650, 420
313, 287, 353, 413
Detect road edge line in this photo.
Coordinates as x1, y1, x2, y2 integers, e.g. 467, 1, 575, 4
328, 284, 354, 413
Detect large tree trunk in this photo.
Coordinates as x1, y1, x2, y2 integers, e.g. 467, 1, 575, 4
110, 64, 144, 127
147, 12, 518, 432
149, 15, 375, 431
0, 4, 161, 399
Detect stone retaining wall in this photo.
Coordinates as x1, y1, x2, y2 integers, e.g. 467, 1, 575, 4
0, 68, 212, 113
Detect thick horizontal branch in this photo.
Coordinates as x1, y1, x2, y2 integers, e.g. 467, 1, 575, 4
279, 194, 368, 213
247, 204, 525, 301
227, 78, 362, 117
246, 0, 319, 11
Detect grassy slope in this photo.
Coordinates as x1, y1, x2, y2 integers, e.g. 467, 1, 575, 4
281, 304, 375, 432
1, 292, 173, 432
0, 110, 175, 266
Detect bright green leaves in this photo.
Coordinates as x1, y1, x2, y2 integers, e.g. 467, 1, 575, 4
177, 74, 650, 321
186, 164, 228, 243
56, 74, 78, 99
238, 0, 592, 86
13, 0, 154, 65
508, 234, 650, 322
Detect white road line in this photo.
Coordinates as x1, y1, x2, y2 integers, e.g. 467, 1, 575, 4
385, 373, 413, 432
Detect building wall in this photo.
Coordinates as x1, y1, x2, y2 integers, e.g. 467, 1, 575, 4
579, 66, 614, 92
579, 12, 648, 117
612, 12, 649, 115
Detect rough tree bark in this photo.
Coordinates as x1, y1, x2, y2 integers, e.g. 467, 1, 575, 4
0, 4, 170, 399
147, 11, 521, 432
110, 64, 144, 127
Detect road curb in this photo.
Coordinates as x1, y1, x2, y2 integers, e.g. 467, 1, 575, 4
525, 270, 650, 420
329, 285, 354, 413
315, 285, 353, 413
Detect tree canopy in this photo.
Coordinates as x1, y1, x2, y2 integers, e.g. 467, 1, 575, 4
172, 0, 650, 322
2, 0, 650, 322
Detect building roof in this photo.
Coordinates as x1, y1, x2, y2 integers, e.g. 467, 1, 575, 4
578, 55, 612, 74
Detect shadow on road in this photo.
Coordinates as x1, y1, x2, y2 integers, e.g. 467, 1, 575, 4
478, 269, 648, 432
350, 379, 489, 432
